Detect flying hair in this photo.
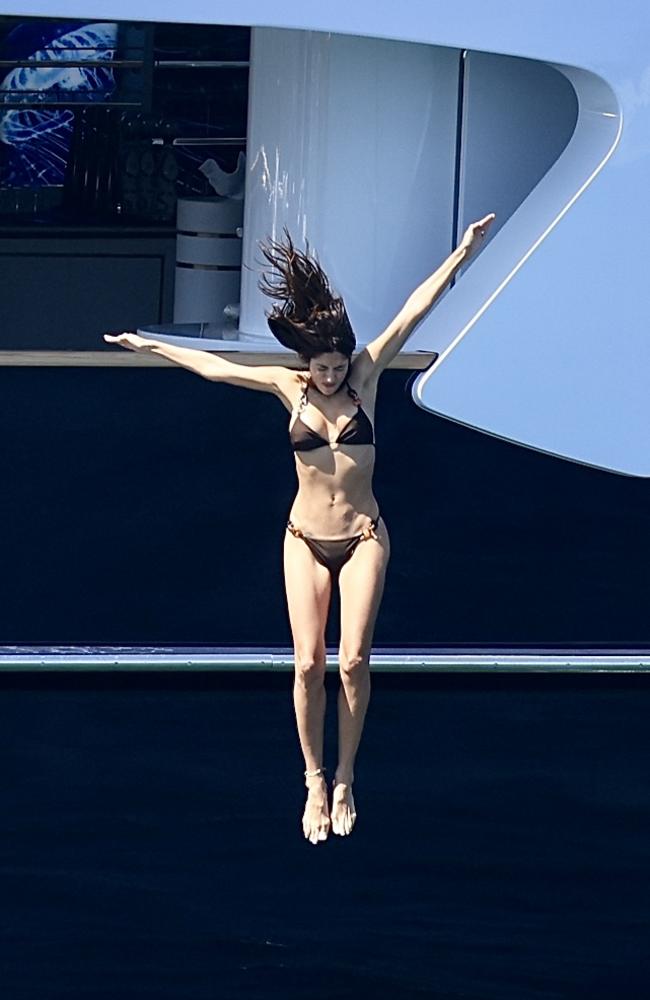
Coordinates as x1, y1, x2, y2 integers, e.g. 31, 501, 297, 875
258, 227, 356, 361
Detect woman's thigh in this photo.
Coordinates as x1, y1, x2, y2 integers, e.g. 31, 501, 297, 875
338, 519, 391, 658
283, 529, 332, 660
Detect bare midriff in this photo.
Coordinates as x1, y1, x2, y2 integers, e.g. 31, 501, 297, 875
289, 443, 378, 539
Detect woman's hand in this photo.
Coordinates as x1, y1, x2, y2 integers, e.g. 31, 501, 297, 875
103, 331, 158, 353
458, 213, 496, 257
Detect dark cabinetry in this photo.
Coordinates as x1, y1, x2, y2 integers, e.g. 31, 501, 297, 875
0, 228, 175, 348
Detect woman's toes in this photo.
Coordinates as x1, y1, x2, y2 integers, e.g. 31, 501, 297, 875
304, 817, 318, 842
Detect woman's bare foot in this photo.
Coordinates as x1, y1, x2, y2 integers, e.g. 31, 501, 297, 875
331, 777, 357, 836
303, 774, 330, 845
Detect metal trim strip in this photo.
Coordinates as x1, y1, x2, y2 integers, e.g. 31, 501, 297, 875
1, 649, 649, 672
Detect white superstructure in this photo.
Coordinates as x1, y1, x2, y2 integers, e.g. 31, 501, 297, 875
9, 0, 650, 475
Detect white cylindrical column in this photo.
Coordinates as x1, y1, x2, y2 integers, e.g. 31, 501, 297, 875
239, 28, 460, 344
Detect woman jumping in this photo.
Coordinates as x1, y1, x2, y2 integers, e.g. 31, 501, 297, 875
104, 212, 494, 845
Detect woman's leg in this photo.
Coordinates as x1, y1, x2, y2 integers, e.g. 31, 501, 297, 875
333, 519, 390, 834
283, 529, 333, 844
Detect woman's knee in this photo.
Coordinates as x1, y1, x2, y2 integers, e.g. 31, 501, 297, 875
338, 648, 369, 680
294, 651, 326, 686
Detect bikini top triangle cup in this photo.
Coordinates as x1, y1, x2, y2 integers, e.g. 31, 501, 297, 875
290, 378, 375, 453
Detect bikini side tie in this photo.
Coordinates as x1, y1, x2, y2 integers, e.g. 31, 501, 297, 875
360, 519, 379, 542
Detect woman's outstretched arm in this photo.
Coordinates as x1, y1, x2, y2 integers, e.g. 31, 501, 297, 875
104, 332, 296, 399
354, 212, 495, 381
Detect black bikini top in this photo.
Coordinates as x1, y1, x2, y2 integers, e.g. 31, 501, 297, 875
290, 378, 375, 453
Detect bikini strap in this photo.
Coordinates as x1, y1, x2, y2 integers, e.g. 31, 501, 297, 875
297, 375, 310, 413
360, 516, 379, 542
345, 380, 361, 406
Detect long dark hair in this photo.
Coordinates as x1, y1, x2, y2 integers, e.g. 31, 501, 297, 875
258, 228, 356, 362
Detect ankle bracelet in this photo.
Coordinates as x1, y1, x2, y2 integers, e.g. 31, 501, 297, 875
304, 767, 326, 778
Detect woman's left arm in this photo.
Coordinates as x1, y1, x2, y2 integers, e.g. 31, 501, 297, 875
355, 213, 495, 381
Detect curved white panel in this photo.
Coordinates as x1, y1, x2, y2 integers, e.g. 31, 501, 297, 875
457, 52, 578, 246
410, 62, 635, 474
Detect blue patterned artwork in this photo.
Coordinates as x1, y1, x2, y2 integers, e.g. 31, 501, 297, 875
0, 21, 118, 187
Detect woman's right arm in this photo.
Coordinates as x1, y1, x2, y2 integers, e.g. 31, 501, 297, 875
104, 332, 296, 400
